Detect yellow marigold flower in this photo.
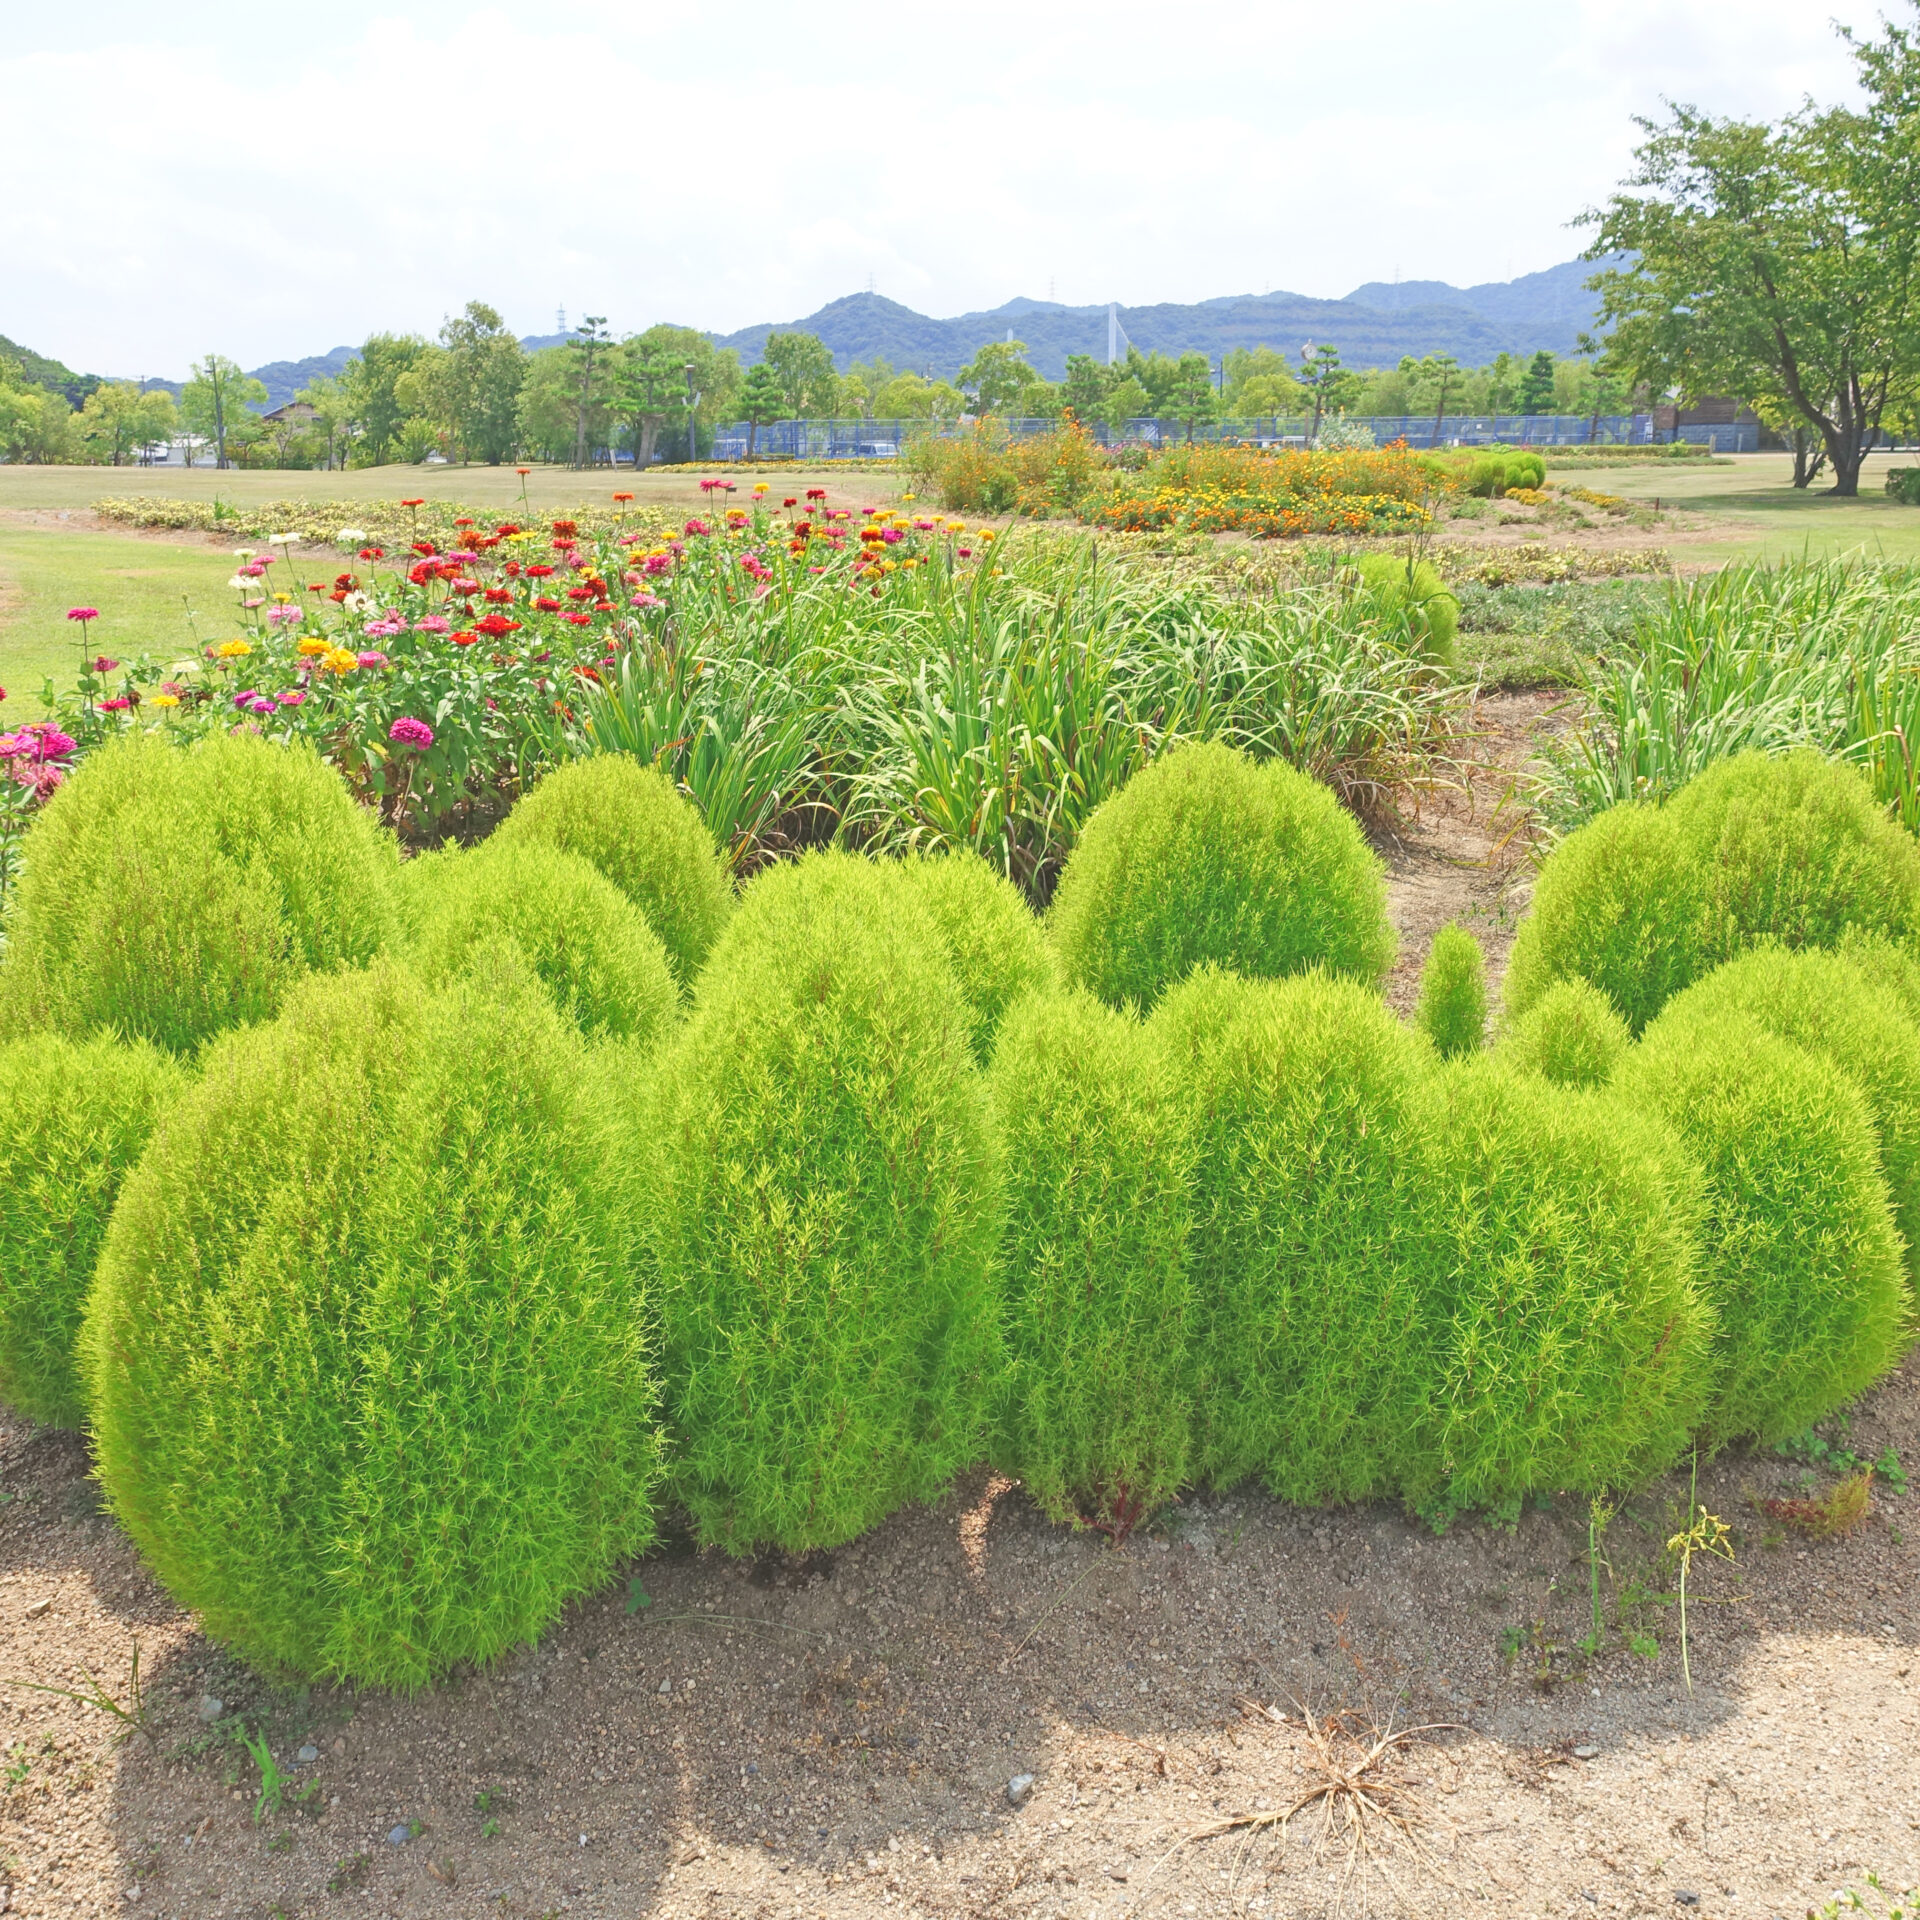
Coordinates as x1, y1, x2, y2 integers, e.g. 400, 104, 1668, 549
216, 639, 253, 658
322, 647, 360, 674
297, 636, 329, 656
150, 693, 181, 708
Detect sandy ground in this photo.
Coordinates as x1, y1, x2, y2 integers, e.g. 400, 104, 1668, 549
2, 694, 1917, 1920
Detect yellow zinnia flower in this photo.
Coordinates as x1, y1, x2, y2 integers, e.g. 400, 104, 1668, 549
216, 638, 253, 658
322, 647, 359, 675
151, 693, 180, 708
297, 636, 329, 657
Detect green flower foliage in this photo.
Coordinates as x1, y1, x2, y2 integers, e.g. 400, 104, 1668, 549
1408, 1061, 1711, 1507
496, 755, 732, 991
1654, 947, 1920, 1274
404, 839, 678, 1046
1619, 1012, 1909, 1445
81, 957, 661, 1687
1497, 978, 1633, 1088
0, 732, 399, 1055
1151, 967, 1430, 1503
1351, 554, 1459, 667
1416, 924, 1487, 1058
1050, 740, 1395, 1012
645, 853, 1004, 1552
0, 1036, 185, 1429
988, 990, 1194, 1536
1507, 750, 1920, 1031
899, 851, 1056, 1064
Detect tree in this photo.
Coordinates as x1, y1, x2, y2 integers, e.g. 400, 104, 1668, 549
79, 382, 177, 466
956, 340, 1037, 416
436, 303, 525, 464
293, 373, 355, 471
179, 356, 266, 470
1223, 346, 1304, 416
344, 333, 426, 465
1062, 353, 1113, 423
1102, 375, 1149, 433
761, 331, 839, 425
515, 347, 579, 462
1166, 351, 1220, 443
738, 362, 786, 457
569, 315, 611, 468
613, 326, 737, 466
1298, 343, 1360, 443
1583, 9, 1920, 497
1402, 352, 1463, 445
1517, 350, 1558, 415
0, 371, 77, 464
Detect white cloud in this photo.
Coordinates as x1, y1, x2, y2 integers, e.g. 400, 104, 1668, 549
0, 0, 1890, 374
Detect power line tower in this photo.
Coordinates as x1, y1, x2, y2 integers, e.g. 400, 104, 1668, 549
556, 306, 568, 336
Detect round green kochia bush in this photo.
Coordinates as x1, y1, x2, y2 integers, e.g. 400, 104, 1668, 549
81, 957, 661, 1687
1352, 554, 1459, 666
1407, 1061, 1712, 1508
1618, 1012, 1909, 1445
1506, 750, 1920, 1031
0, 1037, 185, 1429
404, 839, 678, 1046
644, 852, 1004, 1552
1416, 924, 1487, 1058
1652, 947, 1920, 1272
1049, 740, 1395, 1013
988, 990, 1194, 1536
1150, 966, 1431, 1503
494, 755, 731, 992
0, 732, 399, 1054
899, 851, 1056, 1064
1498, 978, 1632, 1088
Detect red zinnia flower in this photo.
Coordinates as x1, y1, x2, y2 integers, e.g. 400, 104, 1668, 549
474, 614, 521, 636
401, 496, 425, 507
805, 488, 826, 500
525, 564, 555, 578
535, 596, 564, 612
451, 630, 479, 647
484, 587, 512, 604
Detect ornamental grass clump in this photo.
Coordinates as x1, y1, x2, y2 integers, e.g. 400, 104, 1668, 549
1407, 1061, 1711, 1509
0, 1036, 185, 1429
81, 957, 661, 1687
646, 852, 1003, 1552
1151, 966, 1431, 1503
1618, 1012, 1909, 1445
1351, 554, 1459, 667
1506, 749, 1920, 1031
988, 990, 1194, 1538
1050, 740, 1394, 1011
1651, 947, 1920, 1274
495, 755, 731, 991
899, 851, 1056, 1063
0, 732, 398, 1054
1416, 924, 1487, 1058
1497, 978, 1632, 1088
404, 839, 678, 1046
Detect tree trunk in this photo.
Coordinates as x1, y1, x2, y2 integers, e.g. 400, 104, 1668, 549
747, 418, 758, 459
1790, 428, 1829, 488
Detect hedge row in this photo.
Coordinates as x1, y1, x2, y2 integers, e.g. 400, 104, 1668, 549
0, 735, 1912, 1686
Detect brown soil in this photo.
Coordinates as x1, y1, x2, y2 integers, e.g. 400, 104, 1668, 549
3, 699, 1917, 1920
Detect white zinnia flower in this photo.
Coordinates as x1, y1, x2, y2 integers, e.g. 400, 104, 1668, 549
337, 527, 367, 545
268, 532, 299, 546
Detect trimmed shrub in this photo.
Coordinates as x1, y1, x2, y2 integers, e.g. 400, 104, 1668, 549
495, 755, 731, 991
1050, 740, 1395, 1012
645, 853, 1003, 1552
1504, 798, 1706, 1031
1151, 967, 1432, 1503
1619, 1012, 1908, 1444
1653, 947, 1920, 1276
899, 851, 1056, 1065
81, 956, 660, 1686
1507, 751, 1920, 1031
1352, 554, 1459, 666
1836, 929, 1920, 1027
0, 1037, 185, 1429
988, 990, 1194, 1536
0, 732, 399, 1055
405, 839, 678, 1046
1498, 978, 1632, 1088
1407, 1061, 1711, 1508
1416, 924, 1487, 1057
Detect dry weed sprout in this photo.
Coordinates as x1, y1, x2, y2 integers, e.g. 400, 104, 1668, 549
1763, 1466, 1875, 1539
1148, 1696, 1465, 1909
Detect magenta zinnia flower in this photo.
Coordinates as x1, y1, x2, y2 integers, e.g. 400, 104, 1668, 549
66, 607, 100, 624
389, 716, 434, 750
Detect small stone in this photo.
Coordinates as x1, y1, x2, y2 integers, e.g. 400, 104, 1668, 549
197, 1696, 224, 1724
388, 1824, 413, 1847
25, 1598, 50, 1619
1572, 1745, 1600, 1760
1007, 1773, 1035, 1808
332, 1737, 346, 1756
658, 1678, 672, 1695
1674, 1895, 1700, 1909
297, 1745, 319, 1764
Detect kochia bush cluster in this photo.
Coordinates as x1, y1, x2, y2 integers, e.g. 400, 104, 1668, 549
0, 733, 1912, 1687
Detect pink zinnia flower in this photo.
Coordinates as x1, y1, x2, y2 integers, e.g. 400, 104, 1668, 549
389, 716, 434, 749
66, 607, 100, 624
90, 655, 120, 673
279, 689, 307, 707
356, 651, 388, 668
413, 614, 451, 634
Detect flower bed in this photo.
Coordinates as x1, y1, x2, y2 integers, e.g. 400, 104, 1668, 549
1093, 443, 1441, 538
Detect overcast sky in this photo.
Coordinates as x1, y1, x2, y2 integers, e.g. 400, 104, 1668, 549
1, 0, 1895, 377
